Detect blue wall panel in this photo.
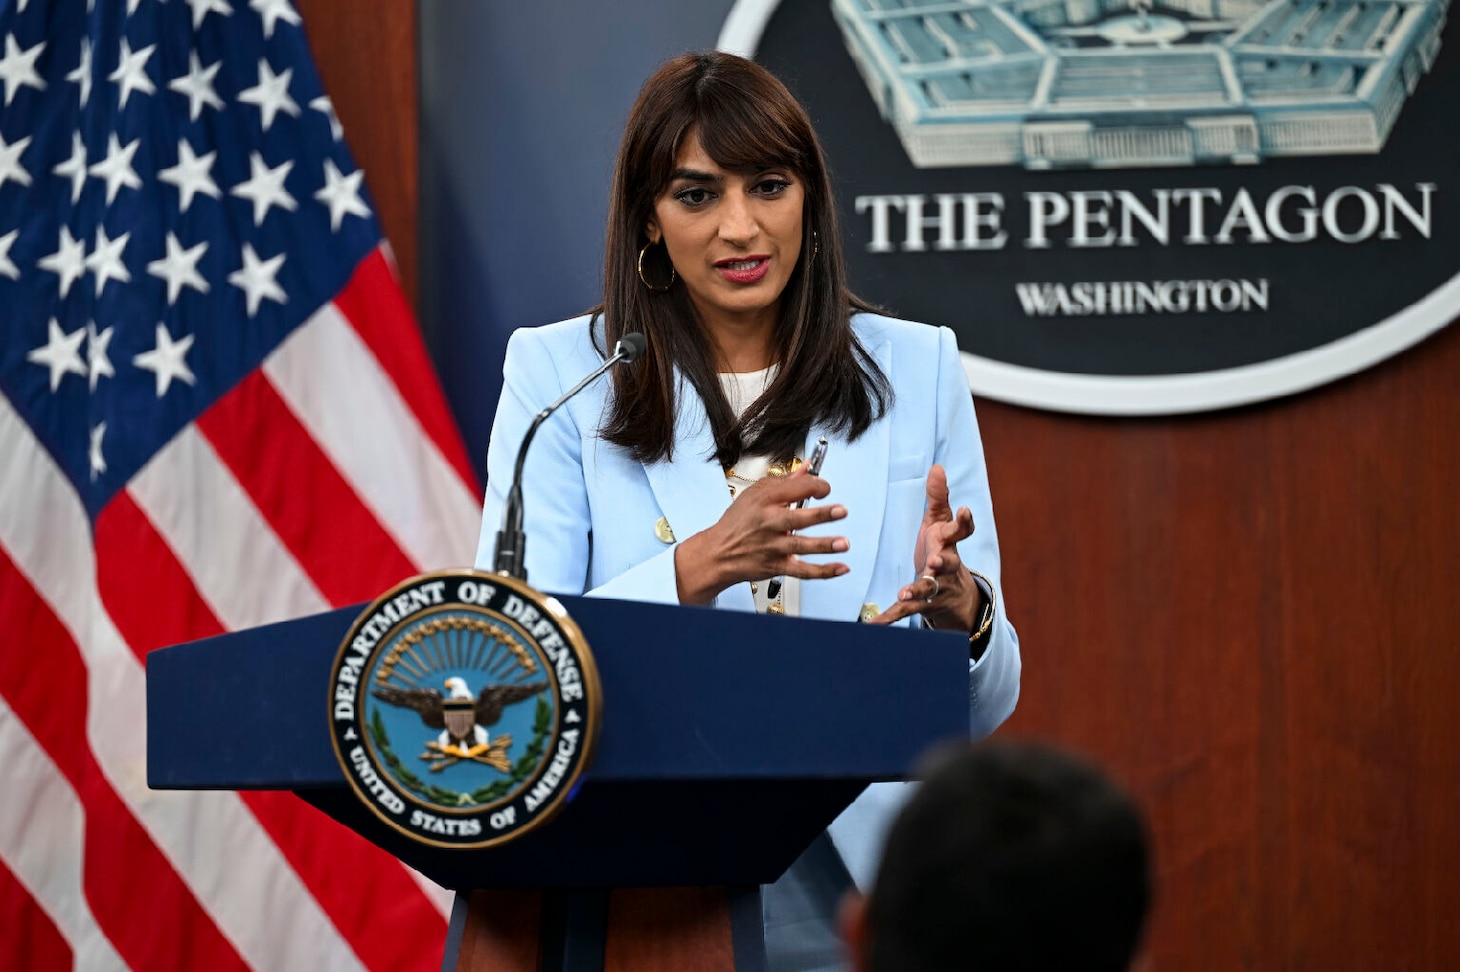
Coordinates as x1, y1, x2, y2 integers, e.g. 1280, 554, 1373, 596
418, 1, 735, 481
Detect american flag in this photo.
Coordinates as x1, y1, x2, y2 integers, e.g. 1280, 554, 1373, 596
0, 0, 483, 968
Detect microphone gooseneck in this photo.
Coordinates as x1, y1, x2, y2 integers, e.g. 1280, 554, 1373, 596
493, 332, 645, 580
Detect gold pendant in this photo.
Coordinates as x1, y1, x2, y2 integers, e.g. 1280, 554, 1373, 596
766, 601, 785, 615
654, 516, 675, 544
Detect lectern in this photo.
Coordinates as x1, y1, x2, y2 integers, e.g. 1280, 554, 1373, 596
147, 592, 971, 970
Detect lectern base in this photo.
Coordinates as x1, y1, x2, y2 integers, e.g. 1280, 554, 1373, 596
442, 886, 767, 971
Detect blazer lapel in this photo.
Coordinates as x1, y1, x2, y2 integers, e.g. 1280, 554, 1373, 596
798, 334, 893, 624
641, 372, 756, 612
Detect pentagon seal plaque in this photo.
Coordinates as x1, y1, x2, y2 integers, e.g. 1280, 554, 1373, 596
730, 0, 1460, 414
328, 570, 600, 849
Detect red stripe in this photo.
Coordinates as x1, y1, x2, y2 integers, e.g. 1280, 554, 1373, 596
0, 547, 249, 972
334, 249, 479, 492
195, 369, 420, 607
96, 494, 447, 972
93, 492, 227, 655
93, 493, 228, 658
240, 792, 447, 972
0, 861, 73, 972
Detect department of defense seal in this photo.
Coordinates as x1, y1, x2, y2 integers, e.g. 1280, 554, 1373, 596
328, 570, 600, 849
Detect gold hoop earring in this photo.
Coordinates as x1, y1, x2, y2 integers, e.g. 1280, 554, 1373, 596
638, 243, 676, 292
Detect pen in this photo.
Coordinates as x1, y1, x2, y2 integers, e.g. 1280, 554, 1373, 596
767, 436, 829, 602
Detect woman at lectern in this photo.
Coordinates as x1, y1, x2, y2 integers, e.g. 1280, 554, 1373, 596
475, 52, 1019, 966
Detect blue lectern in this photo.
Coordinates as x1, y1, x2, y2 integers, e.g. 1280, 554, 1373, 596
147, 592, 970, 970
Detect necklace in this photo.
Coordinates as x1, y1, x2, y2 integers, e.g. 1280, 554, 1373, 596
723, 455, 802, 615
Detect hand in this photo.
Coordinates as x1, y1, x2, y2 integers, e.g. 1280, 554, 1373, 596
675, 466, 850, 605
869, 464, 979, 630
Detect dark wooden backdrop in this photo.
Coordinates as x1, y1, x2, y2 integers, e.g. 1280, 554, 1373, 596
300, 4, 1460, 967
982, 334, 1460, 969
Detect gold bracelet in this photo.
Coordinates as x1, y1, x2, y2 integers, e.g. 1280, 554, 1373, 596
969, 569, 996, 644
923, 569, 996, 646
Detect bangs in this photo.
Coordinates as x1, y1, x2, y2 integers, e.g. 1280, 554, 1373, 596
695, 89, 810, 176
641, 64, 815, 197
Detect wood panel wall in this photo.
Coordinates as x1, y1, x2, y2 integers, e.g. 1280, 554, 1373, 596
985, 325, 1460, 969
299, 4, 1459, 967
295, 0, 418, 311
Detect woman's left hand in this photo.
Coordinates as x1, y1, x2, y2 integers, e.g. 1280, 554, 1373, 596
868, 464, 980, 630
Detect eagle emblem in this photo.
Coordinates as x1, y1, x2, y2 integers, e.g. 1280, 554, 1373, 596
330, 571, 600, 849
373, 676, 548, 772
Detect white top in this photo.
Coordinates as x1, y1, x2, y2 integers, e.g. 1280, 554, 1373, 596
718, 366, 801, 617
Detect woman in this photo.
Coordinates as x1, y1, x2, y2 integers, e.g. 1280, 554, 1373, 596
475, 51, 1020, 964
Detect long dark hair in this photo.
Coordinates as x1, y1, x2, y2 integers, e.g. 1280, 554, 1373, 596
594, 52, 889, 467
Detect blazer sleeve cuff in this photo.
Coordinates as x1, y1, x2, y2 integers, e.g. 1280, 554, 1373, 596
586, 545, 760, 614
585, 546, 682, 604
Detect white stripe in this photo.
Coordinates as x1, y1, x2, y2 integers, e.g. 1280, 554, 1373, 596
402, 865, 454, 920
263, 302, 480, 571
0, 394, 366, 972
0, 699, 128, 972
129, 424, 331, 629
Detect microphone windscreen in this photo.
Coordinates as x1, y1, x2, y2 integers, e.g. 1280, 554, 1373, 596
617, 332, 647, 363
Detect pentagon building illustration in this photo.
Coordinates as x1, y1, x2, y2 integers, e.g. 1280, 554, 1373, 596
830, 0, 1450, 168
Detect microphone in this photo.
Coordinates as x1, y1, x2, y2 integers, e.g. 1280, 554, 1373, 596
493, 332, 646, 580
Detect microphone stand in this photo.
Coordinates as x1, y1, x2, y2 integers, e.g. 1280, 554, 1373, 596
493, 334, 644, 581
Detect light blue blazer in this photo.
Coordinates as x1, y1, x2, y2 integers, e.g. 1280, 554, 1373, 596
475, 312, 1021, 888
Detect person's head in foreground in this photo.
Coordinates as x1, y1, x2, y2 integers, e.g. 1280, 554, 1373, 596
842, 741, 1152, 972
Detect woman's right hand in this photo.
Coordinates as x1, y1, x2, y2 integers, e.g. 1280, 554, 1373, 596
674, 468, 850, 605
